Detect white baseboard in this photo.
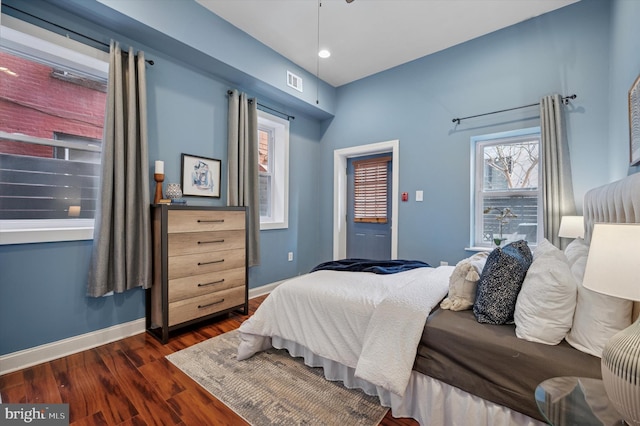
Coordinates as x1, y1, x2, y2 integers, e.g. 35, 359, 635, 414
0, 318, 146, 375
0, 281, 286, 376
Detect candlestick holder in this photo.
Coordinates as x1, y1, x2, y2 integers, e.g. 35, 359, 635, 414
154, 173, 164, 204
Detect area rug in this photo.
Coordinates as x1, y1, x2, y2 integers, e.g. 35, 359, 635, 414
166, 329, 389, 425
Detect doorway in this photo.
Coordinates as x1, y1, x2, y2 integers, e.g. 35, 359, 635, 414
346, 154, 392, 259
333, 140, 399, 260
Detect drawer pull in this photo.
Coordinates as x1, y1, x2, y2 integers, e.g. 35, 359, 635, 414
198, 279, 225, 287
198, 259, 225, 266
198, 299, 224, 309
198, 239, 225, 244
198, 219, 224, 223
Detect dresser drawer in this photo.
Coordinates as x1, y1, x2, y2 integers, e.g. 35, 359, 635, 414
168, 286, 245, 326
168, 267, 245, 303
168, 230, 245, 256
168, 248, 245, 279
168, 210, 245, 233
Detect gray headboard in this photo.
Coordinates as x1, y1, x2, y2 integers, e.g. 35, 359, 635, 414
582, 172, 640, 319
582, 172, 640, 244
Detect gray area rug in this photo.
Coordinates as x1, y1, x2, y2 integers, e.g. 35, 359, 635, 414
166, 329, 389, 425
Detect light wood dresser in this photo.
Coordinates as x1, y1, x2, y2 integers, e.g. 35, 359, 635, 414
147, 205, 248, 343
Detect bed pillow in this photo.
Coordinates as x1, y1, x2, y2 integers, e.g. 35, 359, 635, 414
563, 237, 589, 270
565, 239, 633, 357
440, 252, 488, 311
514, 239, 577, 345
473, 240, 533, 325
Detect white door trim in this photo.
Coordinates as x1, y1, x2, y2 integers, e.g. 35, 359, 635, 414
333, 140, 399, 260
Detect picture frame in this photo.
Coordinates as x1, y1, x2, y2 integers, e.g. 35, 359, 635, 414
629, 73, 640, 166
181, 153, 221, 198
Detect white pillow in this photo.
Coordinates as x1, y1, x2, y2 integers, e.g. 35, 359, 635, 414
563, 237, 589, 270
564, 238, 633, 357
514, 239, 577, 345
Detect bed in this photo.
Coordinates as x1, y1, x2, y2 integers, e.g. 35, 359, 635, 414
237, 172, 640, 425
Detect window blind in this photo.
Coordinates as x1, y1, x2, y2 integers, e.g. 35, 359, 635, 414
353, 156, 390, 223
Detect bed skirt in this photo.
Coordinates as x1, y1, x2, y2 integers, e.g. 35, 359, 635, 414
272, 336, 545, 426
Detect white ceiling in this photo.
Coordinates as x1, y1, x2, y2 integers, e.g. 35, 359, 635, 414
196, 0, 579, 87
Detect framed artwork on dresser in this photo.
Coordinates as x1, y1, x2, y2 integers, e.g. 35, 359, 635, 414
629, 73, 640, 166
181, 153, 221, 198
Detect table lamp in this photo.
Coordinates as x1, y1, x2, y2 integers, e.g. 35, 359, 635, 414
582, 223, 640, 426
558, 215, 584, 239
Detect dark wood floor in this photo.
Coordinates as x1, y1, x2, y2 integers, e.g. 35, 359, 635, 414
0, 295, 417, 425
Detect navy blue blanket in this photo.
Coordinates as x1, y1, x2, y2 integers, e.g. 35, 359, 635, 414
310, 258, 431, 275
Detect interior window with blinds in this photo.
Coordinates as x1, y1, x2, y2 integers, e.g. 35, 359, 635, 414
353, 156, 390, 223
0, 16, 108, 223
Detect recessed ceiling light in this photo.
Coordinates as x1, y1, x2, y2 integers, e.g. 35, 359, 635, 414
318, 49, 331, 59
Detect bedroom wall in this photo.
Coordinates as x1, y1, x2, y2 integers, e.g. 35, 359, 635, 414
1, 0, 636, 359
608, 0, 640, 179
0, 0, 324, 356
317, 0, 613, 267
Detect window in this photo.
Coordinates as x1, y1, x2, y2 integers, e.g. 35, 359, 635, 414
0, 15, 109, 244
353, 156, 390, 223
471, 128, 542, 248
257, 110, 289, 230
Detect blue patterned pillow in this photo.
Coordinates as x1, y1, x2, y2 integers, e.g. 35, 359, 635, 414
473, 240, 533, 325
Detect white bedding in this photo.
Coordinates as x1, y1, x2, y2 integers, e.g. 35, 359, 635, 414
237, 265, 453, 396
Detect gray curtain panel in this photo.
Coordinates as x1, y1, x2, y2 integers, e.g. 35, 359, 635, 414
87, 41, 151, 297
540, 94, 576, 249
227, 89, 260, 266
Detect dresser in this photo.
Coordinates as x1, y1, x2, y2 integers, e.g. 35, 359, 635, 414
147, 205, 248, 343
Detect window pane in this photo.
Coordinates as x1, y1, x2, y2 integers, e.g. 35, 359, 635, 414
0, 48, 106, 220
259, 173, 271, 218
473, 129, 541, 248
481, 196, 538, 245
258, 128, 270, 172
353, 157, 389, 223
482, 140, 539, 191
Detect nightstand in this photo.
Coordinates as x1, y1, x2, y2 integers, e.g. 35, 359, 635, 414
535, 376, 624, 426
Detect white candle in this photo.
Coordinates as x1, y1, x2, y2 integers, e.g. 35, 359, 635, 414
155, 160, 164, 175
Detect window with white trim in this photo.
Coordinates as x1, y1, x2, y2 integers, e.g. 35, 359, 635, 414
0, 15, 109, 244
471, 128, 542, 248
257, 110, 289, 230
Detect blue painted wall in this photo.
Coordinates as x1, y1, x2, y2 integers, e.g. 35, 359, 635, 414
608, 0, 640, 178
1, 0, 638, 356
317, 0, 615, 267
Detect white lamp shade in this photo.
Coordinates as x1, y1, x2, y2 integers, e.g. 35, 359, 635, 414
582, 223, 640, 301
583, 223, 640, 426
558, 215, 585, 238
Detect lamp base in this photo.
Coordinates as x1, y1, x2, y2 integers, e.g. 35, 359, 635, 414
601, 315, 640, 426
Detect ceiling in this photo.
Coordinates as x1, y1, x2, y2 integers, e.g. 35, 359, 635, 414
196, 0, 579, 87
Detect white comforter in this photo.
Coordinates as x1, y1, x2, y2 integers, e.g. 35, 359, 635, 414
237, 265, 453, 396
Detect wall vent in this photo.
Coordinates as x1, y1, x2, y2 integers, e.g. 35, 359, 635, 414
287, 71, 303, 92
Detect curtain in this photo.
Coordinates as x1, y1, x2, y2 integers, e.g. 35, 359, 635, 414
87, 41, 151, 297
540, 94, 576, 249
227, 89, 260, 266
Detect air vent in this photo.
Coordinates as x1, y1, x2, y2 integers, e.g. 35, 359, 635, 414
287, 71, 303, 92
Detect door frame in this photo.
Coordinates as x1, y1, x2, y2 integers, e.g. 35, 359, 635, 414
333, 140, 399, 260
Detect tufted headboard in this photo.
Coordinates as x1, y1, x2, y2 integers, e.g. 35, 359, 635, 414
582, 172, 640, 319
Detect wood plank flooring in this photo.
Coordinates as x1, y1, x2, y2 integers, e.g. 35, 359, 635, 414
0, 295, 417, 425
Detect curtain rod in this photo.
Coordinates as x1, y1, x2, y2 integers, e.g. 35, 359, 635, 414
3, 4, 154, 65
227, 90, 295, 121
452, 94, 577, 125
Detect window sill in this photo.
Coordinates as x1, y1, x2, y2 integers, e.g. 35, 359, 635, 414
260, 220, 288, 231
0, 220, 94, 245
465, 246, 494, 252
